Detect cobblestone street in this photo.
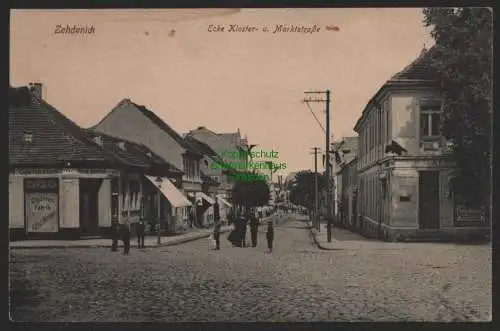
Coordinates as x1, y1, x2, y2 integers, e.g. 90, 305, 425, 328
10, 215, 491, 322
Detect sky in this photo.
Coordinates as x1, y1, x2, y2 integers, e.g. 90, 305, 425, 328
10, 8, 434, 176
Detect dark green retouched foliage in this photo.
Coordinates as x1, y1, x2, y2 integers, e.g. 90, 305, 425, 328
287, 170, 326, 210
423, 8, 492, 208
231, 173, 270, 207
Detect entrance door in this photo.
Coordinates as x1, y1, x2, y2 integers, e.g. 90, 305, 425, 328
418, 171, 440, 229
79, 179, 102, 235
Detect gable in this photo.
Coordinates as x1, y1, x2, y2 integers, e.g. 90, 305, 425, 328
92, 99, 187, 170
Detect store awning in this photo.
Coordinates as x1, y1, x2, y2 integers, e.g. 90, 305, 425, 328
196, 192, 215, 205
145, 176, 192, 208
216, 195, 232, 208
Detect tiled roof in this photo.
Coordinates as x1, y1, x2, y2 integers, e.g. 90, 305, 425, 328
9, 87, 120, 166
83, 129, 182, 173
389, 46, 438, 82
354, 47, 438, 132
129, 101, 201, 156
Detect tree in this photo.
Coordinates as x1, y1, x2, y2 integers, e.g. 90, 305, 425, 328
231, 173, 270, 208
423, 8, 492, 208
288, 170, 326, 210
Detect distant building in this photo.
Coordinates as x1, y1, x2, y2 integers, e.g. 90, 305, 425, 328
353, 47, 489, 242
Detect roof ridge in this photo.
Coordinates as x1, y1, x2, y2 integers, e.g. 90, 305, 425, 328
34, 96, 128, 165
129, 100, 200, 155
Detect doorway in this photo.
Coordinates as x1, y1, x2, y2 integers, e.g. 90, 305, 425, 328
418, 171, 440, 229
79, 179, 102, 235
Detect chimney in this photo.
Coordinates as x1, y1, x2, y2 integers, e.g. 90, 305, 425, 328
29, 82, 44, 99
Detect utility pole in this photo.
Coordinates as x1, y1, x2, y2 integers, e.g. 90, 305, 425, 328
304, 90, 333, 242
310, 147, 320, 231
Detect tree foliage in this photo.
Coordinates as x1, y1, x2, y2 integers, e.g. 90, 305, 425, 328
230, 173, 270, 207
423, 8, 492, 207
288, 170, 326, 210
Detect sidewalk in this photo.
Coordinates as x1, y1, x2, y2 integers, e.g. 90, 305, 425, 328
10, 214, 281, 249
307, 220, 396, 250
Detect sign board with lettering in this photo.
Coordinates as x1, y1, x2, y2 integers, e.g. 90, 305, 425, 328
454, 205, 486, 227
24, 179, 59, 232
25, 192, 59, 232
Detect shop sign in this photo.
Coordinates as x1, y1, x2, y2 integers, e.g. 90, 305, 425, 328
24, 178, 59, 193
16, 168, 60, 175
25, 192, 59, 232
77, 168, 119, 176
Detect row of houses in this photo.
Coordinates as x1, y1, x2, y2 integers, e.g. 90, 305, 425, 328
9, 83, 250, 240
332, 47, 490, 242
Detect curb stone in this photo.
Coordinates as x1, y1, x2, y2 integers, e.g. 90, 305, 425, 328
10, 228, 232, 250
307, 220, 344, 251
10, 214, 282, 250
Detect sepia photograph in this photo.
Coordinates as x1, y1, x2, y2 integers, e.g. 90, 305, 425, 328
9, 7, 492, 322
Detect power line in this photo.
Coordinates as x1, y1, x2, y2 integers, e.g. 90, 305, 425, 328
303, 101, 326, 134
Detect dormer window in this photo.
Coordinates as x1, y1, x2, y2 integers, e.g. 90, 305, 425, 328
117, 142, 126, 151
146, 152, 152, 158
23, 131, 33, 143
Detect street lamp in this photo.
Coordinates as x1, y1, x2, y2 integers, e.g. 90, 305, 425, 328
155, 176, 163, 245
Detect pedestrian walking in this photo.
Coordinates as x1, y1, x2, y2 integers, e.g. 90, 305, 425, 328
266, 220, 274, 253
137, 220, 145, 248
250, 210, 259, 247
120, 223, 131, 255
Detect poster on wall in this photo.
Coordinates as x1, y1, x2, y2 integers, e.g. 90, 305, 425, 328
24, 179, 59, 233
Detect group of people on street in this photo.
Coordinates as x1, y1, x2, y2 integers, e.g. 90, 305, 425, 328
111, 219, 146, 255
111, 201, 277, 255
225, 208, 274, 252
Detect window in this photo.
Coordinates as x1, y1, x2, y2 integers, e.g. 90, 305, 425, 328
420, 99, 442, 138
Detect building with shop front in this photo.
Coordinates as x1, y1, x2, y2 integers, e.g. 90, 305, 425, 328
9, 84, 190, 240
184, 135, 235, 224
353, 47, 489, 242
83, 129, 189, 235
92, 98, 204, 228
7, 85, 129, 238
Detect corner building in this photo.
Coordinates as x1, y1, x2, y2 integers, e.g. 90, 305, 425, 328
353, 47, 489, 242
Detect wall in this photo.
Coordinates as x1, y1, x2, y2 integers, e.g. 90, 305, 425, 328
9, 174, 24, 229
98, 179, 112, 227
390, 167, 418, 228
60, 178, 80, 228
94, 100, 185, 171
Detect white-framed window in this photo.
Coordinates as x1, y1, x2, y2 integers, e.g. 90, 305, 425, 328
420, 99, 442, 138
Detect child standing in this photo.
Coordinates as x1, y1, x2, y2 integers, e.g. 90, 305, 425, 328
266, 220, 274, 253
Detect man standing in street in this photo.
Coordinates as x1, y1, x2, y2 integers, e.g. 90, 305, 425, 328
137, 219, 145, 248
213, 200, 221, 250
266, 220, 274, 253
111, 222, 119, 252
120, 222, 131, 255
213, 220, 221, 250
250, 209, 259, 247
